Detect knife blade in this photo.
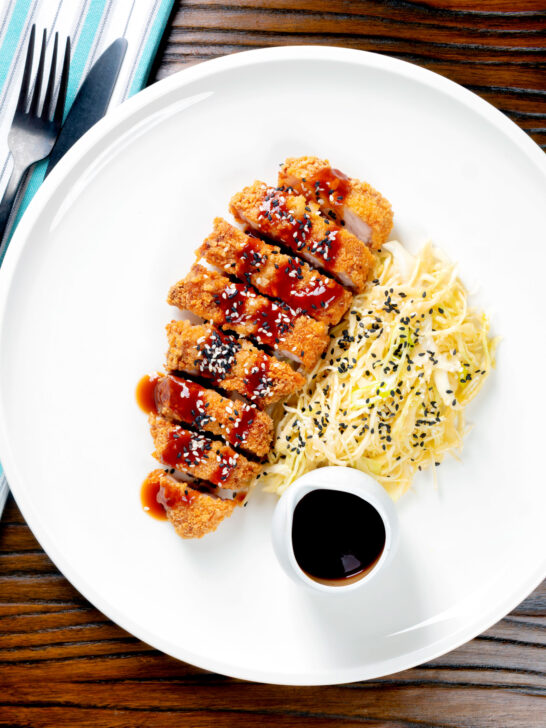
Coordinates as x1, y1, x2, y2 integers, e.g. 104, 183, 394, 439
45, 38, 127, 176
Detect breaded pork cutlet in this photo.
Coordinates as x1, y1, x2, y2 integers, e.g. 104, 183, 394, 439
168, 265, 329, 371
278, 156, 393, 250
198, 218, 352, 327
155, 373, 273, 457
148, 469, 240, 539
165, 320, 305, 408
149, 413, 261, 488
230, 182, 375, 292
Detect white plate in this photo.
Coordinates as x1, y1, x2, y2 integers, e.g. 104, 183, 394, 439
0, 47, 545, 686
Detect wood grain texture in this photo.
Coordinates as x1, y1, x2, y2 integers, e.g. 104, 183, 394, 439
1, 2, 545, 726
156, 0, 546, 151
0, 491, 545, 727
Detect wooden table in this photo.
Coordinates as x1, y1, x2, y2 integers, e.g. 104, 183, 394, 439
1, 2, 544, 726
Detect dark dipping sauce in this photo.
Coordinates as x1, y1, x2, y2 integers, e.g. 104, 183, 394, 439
292, 489, 386, 585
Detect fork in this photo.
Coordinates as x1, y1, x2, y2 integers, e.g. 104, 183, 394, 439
0, 26, 70, 258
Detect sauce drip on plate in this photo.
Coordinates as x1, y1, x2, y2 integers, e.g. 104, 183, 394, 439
136, 374, 160, 414
140, 472, 167, 520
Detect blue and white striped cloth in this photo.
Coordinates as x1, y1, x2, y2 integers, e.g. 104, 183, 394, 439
0, 0, 175, 514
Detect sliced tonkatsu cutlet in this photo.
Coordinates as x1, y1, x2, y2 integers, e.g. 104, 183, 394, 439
155, 373, 273, 457
230, 182, 375, 292
165, 320, 305, 408
278, 156, 393, 250
168, 265, 329, 371
148, 469, 240, 539
198, 218, 352, 326
149, 413, 261, 488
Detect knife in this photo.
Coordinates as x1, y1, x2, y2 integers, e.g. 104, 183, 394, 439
45, 38, 128, 176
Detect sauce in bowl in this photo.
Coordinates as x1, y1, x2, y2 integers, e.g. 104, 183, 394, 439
291, 489, 386, 586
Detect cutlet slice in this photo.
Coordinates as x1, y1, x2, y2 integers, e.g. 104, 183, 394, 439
198, 218, 352, 326
149, 413, 261, 488
165, 320, 305, 408
168, 264, 329, 371
155, 373, 273, 457
230, 182, 375, 292
278, 156, 393, 250
147, 469, 240, 539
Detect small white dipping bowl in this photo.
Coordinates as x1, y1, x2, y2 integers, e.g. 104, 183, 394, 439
271, 466, 399, 594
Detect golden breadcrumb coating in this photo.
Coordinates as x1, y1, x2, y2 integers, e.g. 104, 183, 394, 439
230, 181, 375, 292
155, 373, 273, 457
168, 264, 329, 371
151, 469, 239, 539
279, 156, 393, 250
165, 320, 305, 408
149, 413, 261, 488
198, 218, 352, 326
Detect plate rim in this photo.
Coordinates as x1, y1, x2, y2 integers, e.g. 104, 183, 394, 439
0, 45, 545, 685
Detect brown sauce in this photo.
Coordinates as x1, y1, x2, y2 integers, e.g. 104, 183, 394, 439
161, 430, 234, 485
310, 167, 350, 211
229, 405, 257, 446
275, 265, 339, 312
155, 375, 206, 423
136, 374, 160, 414
291, 489, 385, 584
238, 238, 343, 317
258, 188, 311, 249
242, 352, 273, 404
213, 280, 295, 345
259, 187, 342, 267
162, 429, 211, 470
139, 372, 258, 452
140, 472, 168, 520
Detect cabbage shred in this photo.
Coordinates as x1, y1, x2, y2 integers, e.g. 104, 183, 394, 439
256, 241, 497, 500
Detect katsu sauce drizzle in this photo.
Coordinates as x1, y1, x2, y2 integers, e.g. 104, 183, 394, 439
308, 167, 350, 214
242, 352, 273, 404
237, 238, 344, 317
257, 187, 342, 265
212, 280, 297, 345
155, 375, 210, 428
228, 405, 257, 447
155, 373, 258, 449
161, 429, 237, 485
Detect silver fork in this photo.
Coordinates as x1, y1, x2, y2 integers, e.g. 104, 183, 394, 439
0, 25, 70, 257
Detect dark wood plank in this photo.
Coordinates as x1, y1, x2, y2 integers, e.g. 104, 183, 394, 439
1, 2, 544, 726
1, 492, 544, 727
155, 0, 546, 150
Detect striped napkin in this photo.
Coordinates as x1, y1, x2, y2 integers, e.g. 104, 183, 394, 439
0, 0, 175, 514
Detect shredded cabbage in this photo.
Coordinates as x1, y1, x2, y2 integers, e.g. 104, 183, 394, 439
256, 241, 497, 500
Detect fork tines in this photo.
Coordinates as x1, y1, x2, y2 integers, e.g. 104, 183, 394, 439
17, 25, 70, 123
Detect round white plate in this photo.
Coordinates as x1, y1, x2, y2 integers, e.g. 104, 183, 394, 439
0, 47, 545, 685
